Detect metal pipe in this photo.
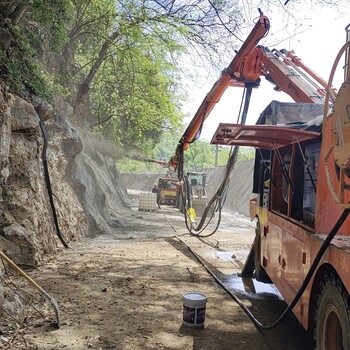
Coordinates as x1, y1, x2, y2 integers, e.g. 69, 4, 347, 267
0, 251, 60, 328
345, 23, 350, 81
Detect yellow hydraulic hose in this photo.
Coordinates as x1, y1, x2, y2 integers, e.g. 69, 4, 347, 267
0, 251, 60, 328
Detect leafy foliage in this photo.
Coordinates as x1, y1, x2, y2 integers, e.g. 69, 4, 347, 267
66, 0, 245, 153
28, 0, 71, 51
89, 26, 184, 151
0, 0, 70, 97
116, 127, 254, 173
184, 143, 254, 171
0, 0, 347, 159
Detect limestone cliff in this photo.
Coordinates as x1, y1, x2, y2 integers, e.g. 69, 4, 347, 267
0, 88, 88, 267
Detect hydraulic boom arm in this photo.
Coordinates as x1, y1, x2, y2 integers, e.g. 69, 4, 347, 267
176, 11, 270, 157
169, 10, 333, 171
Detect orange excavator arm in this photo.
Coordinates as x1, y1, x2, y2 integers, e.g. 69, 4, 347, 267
258, 47, 326, 103
178, 10, 270, 152
169, 10, 333, 171
239, 45, 337, 103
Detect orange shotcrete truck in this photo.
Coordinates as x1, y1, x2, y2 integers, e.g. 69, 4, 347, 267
172, 9, 350, 349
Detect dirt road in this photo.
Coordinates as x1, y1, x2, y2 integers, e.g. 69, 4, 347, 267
4, 207, 313, 349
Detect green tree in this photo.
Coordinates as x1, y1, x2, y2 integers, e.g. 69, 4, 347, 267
88, 25, 184, 152
1, 0, 347, 157
0, 0, 70, 96
57, 0, 246, 153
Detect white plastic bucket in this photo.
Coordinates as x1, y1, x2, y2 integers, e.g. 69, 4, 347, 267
182, 291, 207, 328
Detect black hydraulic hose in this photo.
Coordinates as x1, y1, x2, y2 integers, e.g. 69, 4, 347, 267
296, 141, 317, 193
38, 105, 68, 248
178, 207, 350, 330
188, 146, 239, 237
275, 147, 295, 194
184, 175, 191, 211
178, 84, 248, 237
186, 84, 250, 236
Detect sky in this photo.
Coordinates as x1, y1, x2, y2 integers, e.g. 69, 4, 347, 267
182, 3, 350, 142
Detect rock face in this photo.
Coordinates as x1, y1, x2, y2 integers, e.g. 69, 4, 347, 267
0, 89, 135, 324
74, 132, 132, 237
205, 160, 255, 217
0, 85, 256, 326
0, 88, 88, 267
0, 86, 134, 266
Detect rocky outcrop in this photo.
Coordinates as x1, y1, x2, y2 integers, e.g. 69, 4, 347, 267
0, 88, 88, 267
0, 89, 136, 326
74, 132, 132, 237
204, 160, 255, 217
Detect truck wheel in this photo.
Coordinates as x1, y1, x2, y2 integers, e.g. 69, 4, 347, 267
315, 274, 350, 350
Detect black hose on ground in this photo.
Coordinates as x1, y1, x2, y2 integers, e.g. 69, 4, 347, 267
177, 206, 350, 330
38, 105, 68, 248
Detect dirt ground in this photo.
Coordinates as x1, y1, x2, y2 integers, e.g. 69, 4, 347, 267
1, 205, 314, 350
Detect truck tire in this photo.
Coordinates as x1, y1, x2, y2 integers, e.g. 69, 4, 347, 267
315, 274, 350, 350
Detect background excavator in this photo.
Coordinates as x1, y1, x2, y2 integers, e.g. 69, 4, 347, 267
130, 156, 209, 212
168, 8, 350, 349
